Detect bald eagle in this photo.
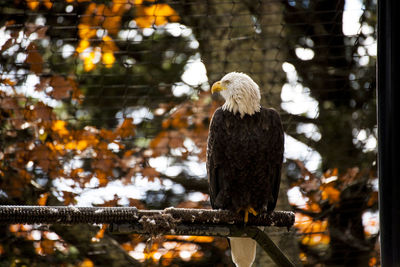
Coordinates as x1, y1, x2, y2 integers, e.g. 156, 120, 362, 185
206, 72, 284, 267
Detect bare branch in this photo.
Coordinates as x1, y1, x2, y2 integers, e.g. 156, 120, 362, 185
0, 206, 294, 227
0, 206, 295, 267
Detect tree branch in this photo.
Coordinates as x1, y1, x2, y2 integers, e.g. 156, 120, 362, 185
0, 206, 295, 267
0, 206, 294, 227
162, 174, 209, 194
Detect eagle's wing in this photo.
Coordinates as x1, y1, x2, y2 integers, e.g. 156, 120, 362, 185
262, 108, 285, 211
206, 108, 223, 209
207, 107, 284, 211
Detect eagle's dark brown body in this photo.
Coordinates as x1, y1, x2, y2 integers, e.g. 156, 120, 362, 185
206, 107, 284, 213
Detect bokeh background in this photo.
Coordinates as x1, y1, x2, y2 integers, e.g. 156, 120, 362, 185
0, 0, 377, 266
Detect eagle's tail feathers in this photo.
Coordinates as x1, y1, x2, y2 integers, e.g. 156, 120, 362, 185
229, 237, 257, 267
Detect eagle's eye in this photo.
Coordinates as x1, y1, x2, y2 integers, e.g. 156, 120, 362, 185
224, 80, 231, 84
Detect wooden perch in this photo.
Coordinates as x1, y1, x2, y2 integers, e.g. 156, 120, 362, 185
0, 206, 294, 227
0, 206, 296, 267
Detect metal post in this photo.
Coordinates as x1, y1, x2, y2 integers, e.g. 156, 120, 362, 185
378, 0, 400, 265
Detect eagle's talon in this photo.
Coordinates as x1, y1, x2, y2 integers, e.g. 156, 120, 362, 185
243, 207, 257, 223
249, 207, 258, 216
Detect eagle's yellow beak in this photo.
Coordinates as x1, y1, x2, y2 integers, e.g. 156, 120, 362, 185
211, 81, 227, 93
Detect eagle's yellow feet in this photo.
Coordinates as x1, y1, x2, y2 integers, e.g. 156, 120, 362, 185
241, 207, 259, 223
248, 207, 258, 216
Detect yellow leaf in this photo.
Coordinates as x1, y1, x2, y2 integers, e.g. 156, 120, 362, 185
77, 40, 90, 53
39, 132, 48, 142
78, 24, 97, 40
80, 258, 94, 267
51, 120, 69, 136
65, 141, 77, 150
77, 140, 88, 150
135, 4, 180, 28
153, 4, 180, 25
301, 234, 330, 246
83, 51, 96, 72
102, 52, 115, 68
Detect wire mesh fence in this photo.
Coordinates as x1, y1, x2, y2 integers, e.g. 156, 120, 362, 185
0, 0, 377, 266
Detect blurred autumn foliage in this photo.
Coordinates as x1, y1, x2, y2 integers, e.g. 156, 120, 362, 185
290, 163, 379, 266
0, 0, 225, 265
0, 0, 377, 266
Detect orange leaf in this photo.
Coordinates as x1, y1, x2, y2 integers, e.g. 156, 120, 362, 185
41, 239, 55, 254
9, 224, 21, 233
94, 224, 107, 240
0, 38, 15, 52
5, 20, 15, 26
142, 167, 159, 181
26, 43, 43, 74
26, 0, 40, 10
100, 129, 117, 141
0, 78, 16, 86
301, 233, 330, 246
103, 15, 122, 35
369, 257, 377, 267
162, 119, 170, 129
128, 198, 146, 209
168, 132, 183, 149
192, 236, 214, 243
50, 76, 73, 100
121, 242, 135, 251
116, 118, 135, 138
63, 191, 77, 205
34, 102, 54, 121
43, 0, 53, 9
78, 23, 97, 40
368, 191, 378, 207
37, 193, 49, 206
95, 169, 109, 186
101, 195, 119, 207
321, 185, 340, 204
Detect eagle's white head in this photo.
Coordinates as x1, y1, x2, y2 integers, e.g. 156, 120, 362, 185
211, 72, 261, 118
